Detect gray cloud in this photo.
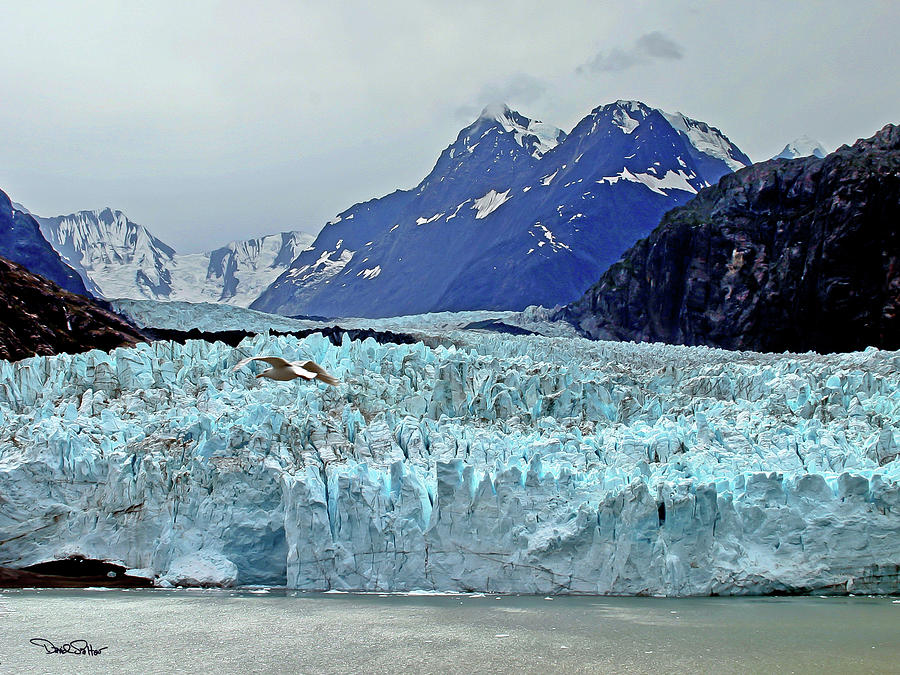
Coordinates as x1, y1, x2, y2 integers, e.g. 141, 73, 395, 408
482, 72, 548, 104
637, 31, 684, 59
0, 2, 894, 252
577, 31, 684, 74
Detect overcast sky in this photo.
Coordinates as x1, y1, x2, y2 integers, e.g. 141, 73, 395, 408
1, 1, 897, 252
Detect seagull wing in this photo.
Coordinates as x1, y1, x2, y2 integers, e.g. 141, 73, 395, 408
288, 364, 318, 381
232, 355, 293, 371
298, 360, 340, 386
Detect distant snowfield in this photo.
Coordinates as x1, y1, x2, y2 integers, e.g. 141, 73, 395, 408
0, 301, 897, 594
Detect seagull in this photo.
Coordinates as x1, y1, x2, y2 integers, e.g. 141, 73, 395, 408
232, 356, 339, 385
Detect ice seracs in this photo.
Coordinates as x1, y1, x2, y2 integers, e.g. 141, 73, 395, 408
0, 301, 897, 595
233, 355, 339, 384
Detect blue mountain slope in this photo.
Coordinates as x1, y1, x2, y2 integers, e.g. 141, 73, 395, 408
253, 101, 749, 318
0, 188, 89, 296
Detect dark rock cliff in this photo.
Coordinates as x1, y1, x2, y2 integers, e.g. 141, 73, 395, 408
560, 124, 900, 353
0, 256, 146, 361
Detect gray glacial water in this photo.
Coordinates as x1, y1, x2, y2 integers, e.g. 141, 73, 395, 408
0, 590, 898, 674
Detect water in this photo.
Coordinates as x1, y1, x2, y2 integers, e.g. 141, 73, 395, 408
0, 590, 897, 674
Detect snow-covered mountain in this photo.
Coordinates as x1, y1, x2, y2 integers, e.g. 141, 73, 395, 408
36, 208, 314, 306
38, 208, 175, 298
772, 135, 827, 160
253, 101, 750, 318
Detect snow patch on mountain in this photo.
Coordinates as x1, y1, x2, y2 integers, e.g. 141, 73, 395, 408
357, 265, 382, 280
612, 106, 641, 134
539, 170, 558, 186
472, 189, 512, 219
599, 168, 700, 195
481, 103, 565, 158
288, 248, 355, 286
532, 223, 570, 251
661, 111, 749, 171
416, 213, 444, 226
445, 201, 470, 222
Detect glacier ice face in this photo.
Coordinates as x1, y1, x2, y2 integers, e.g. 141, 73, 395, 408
112, 298, 582, 339
159, 551, 239, 588
0, 327, 898, 594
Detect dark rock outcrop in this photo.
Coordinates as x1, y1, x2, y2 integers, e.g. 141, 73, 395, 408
0, 256, 147, 361
0, 557, 152, 588
462, 319, 536, 336
0, 188, 89, 296
560, 124, 900, 353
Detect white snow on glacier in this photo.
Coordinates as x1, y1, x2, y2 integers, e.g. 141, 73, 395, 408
0, 325, 898, 594
111, 299, 324, 334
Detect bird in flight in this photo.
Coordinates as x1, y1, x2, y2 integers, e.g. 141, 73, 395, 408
232, 356, 339, 385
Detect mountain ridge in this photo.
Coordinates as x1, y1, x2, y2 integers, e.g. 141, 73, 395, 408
252, 100, 750, 317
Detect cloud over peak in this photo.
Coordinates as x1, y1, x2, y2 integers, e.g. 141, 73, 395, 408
454, 72, 549, 122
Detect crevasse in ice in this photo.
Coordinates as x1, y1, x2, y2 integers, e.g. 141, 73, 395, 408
0, 329, 898, 594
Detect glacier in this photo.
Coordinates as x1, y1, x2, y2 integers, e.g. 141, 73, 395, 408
0, 316, 898, 594
110, 299, 581, 339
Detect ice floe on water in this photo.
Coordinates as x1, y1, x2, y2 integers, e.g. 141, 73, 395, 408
0, 306, 898, 595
